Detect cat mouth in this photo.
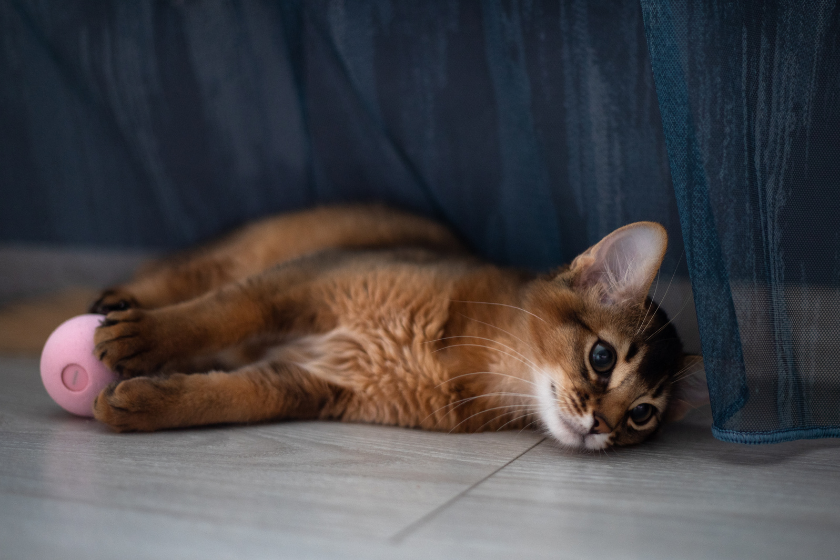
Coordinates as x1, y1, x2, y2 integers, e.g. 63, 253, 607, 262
560, 414, 613, 450
551, 412, 589, 447
556, 413, 583, 436
555, 410, 613, 450
583, 432, 612, 450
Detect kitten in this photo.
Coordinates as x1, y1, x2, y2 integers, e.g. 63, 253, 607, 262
89, 205, 703, 450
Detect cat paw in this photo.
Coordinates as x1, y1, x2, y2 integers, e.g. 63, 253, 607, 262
89, 288, 139, 314
93, 376, 185, 432
94, 309, 168, 377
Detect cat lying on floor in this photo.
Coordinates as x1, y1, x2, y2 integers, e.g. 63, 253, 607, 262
89, 205, 704, 450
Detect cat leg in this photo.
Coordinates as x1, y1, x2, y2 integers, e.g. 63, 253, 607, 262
93, 361, 342, 432
90, 205, 463, 313
93, 257, 339, 377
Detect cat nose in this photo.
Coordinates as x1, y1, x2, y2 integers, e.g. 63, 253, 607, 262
588, 413, 612, 435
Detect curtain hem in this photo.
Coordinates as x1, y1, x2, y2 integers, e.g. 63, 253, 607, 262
712, 426, 840, 445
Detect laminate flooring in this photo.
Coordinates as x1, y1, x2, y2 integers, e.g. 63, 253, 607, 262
2, 355, 840, 560
2, 246, 838, 559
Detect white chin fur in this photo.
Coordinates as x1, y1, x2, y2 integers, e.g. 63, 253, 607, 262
535, 370, 611, 451
583, 433, 611, 450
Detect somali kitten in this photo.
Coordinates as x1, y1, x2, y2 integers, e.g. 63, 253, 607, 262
89, 205, 705, 450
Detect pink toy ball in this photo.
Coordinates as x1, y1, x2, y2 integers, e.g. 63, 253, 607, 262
40, 314, 120, 417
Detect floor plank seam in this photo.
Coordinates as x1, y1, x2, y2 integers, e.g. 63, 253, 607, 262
387, 437, 546, 544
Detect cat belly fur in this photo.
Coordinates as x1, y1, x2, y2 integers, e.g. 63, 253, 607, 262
269, 268, 465, 430
267, 265, 534, 433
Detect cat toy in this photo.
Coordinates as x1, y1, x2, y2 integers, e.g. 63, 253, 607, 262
40, 314, 119, 417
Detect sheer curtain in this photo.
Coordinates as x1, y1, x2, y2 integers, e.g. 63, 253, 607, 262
0, 0, 681, 268
642, 0, 840, 443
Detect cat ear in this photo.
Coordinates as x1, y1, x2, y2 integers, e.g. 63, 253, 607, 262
570, 222, 668, 305
665, 355, 709, 422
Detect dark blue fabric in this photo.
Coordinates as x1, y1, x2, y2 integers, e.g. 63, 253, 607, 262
0, 0, 683, 275
642, 0, 840, 443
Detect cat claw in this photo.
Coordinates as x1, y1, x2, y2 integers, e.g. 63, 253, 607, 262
94, 309, 165, 377
89, 290, 138, 314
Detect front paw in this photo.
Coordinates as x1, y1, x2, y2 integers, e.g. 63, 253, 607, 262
93, 376, 184, 432
89, 288, 139, 315
94, 309, 167, 377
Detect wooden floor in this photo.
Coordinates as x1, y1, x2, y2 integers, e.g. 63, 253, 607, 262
2, 355, 840, 560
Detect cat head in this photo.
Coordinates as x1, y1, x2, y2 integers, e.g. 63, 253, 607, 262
524, 222, 707, 450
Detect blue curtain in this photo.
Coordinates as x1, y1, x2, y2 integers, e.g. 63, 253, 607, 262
3, 0, 838, 443
642, 0, 840, 443
0, 0, 682, 272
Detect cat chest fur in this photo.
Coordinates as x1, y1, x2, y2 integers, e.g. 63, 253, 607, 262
267, 267, 477, 430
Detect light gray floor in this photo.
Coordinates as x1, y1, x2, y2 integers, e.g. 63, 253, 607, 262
2, 245, 839, 558
2, 355, 840, 560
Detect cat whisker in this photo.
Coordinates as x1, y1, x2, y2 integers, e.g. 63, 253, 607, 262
449, 403, 537, 434
437, 394, 540, 419
455, 312, 538, 353
646, 290, 692, 341
670, 356, 704, 381
671, 361, 702, 380
635, 264, 661, 334
425, 335, 541, 372
449, 299, 549, 324
671, 367, 703, 384
670, 396, 702, 412
421, 391, 540, 426
474, 406, 538, 433
433, 370, 540, 390
517, 419, 540, 435
639, 252, 683, 336
634, 300, 653, 339
494, 409, 537, 432
671, 373, 700, 385
447, 391, 540, 407
432, 343, 552, 384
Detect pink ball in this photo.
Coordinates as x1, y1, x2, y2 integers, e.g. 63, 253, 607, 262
40, 314, 119, 417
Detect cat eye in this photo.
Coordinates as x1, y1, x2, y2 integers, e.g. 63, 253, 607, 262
629, 403, 655, 425
589, 341, 616, 375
